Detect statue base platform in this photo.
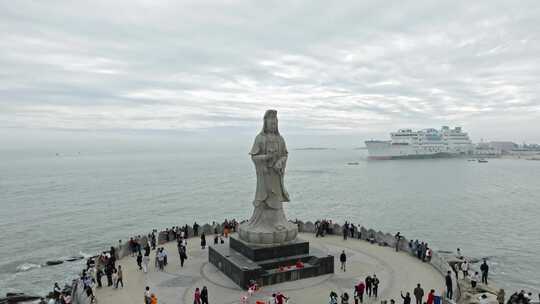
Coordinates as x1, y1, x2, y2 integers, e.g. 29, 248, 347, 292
237, 221, 298, 245
209, 235, 334, 289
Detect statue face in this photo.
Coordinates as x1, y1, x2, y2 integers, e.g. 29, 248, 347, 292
265, 117, 278, 133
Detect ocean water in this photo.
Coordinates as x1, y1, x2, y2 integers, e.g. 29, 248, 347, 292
1, 145, 539, 296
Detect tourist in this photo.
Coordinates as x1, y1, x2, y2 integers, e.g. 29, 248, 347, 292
150, 293, 158, 304
355, 280, 365, 304
413, 283, 424, 304
497, 289, 505, 304
372, 274, 380, 297
395, 232, 402, 252
480, 259, 489, 284
341, 292, 350, 304
401, 291, 411, 304
53, 282, 61, 301
194, 222, 199, 236
471, 271, 479, 289
112, 268, 118, 288
137, 251, 143, 270
143, 252, 150, 273
179, 244, 187, 267
163, 247, 168, 266
460, 260, 469, 279
457, 248, 462, 259
425, 246, 432, 262
365, 275, 372, 297
105, 262, 113, 286
201, 233, 207, 249
445, 271, 453, 299
275, 292, 288, 304
427, 290, 435, 304
340, 250, 347, 271
201, 286, 209, 304
115, 265, 123, 288
343, 222, 349, 240
144, 286, 151, 304
157, 248, 165, 270
96, 268, 103, 288
194, 287, 202, 304
329, 291, 339, 304
214, 235, 218, 245
61, 292, 71, 304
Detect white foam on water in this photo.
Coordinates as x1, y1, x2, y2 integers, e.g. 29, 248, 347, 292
16, 263, 42, 272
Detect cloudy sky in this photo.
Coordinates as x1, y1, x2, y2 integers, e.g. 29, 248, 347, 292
1, 1, 540, 143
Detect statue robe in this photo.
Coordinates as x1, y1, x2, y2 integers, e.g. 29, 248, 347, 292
249, 132, 290, 210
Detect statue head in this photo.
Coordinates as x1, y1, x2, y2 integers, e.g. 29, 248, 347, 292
263, 109, 279, 134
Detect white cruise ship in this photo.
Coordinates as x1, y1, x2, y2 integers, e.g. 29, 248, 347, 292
365, 126, 474, 159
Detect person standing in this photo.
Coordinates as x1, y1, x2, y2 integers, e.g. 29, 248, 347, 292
340, 250, 347, 272
142, 252, 150, 273
365, 275, 372, 298
137, 251, 143, 270
460, 260, 469, 279
201, 233, 207, 250
394, 232, 402, 252
179, 245, 187, 267
201, 286, 209, 304
115, 265, 124, 288
355, 281, 365, 304
372, 275, 380, 298
413, 283, 424, 304
480, 260, 489, 284
144, 286, 151, 304
53, 282, 61, 302
96, 268, 103, 288
194, 287, 201, 304
427, 290, 435, 304
105, 263, 113, 287
343, 222, 349, 240
401, 292, 411, 304
445, 271, 453, 299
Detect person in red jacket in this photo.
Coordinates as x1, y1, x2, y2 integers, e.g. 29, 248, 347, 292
427, 289, 436, 304
355, 281, 366, 304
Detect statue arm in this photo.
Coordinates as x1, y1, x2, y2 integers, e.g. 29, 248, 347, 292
249, 135, 270, 162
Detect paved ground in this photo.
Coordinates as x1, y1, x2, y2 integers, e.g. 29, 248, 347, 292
95, 233, 445, 304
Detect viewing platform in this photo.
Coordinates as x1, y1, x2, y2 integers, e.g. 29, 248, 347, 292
93, 233, 445, 304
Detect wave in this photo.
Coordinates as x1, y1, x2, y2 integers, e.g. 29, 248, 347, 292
16, 263, 42, 272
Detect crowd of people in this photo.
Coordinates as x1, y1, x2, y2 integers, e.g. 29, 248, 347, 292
47, 218, 539, 304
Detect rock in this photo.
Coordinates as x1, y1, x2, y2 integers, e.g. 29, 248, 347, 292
2, 293, 41, 303
65, 256, 84, 262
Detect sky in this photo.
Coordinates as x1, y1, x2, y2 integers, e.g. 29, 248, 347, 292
1, 0, 540, 144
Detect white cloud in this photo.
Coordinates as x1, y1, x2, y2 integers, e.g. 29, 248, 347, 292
1, 0, 540, 142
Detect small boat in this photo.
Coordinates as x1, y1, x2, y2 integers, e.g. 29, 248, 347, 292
477, 159, 488, 163
347, 162, 359, 165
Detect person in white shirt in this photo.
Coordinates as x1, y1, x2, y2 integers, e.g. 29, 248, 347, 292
460, 260, 469, 278
470, 271, 479, 288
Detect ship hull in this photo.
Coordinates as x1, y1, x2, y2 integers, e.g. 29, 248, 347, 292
365, 140, 469, 160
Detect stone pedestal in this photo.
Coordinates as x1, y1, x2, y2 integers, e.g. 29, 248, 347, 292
209, 234, 334, 289
237, 214, 298, 244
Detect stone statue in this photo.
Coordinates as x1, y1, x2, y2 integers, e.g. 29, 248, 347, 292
238, 110, 298, 245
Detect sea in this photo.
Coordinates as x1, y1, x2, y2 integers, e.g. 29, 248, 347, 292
1, 138, 539, 296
